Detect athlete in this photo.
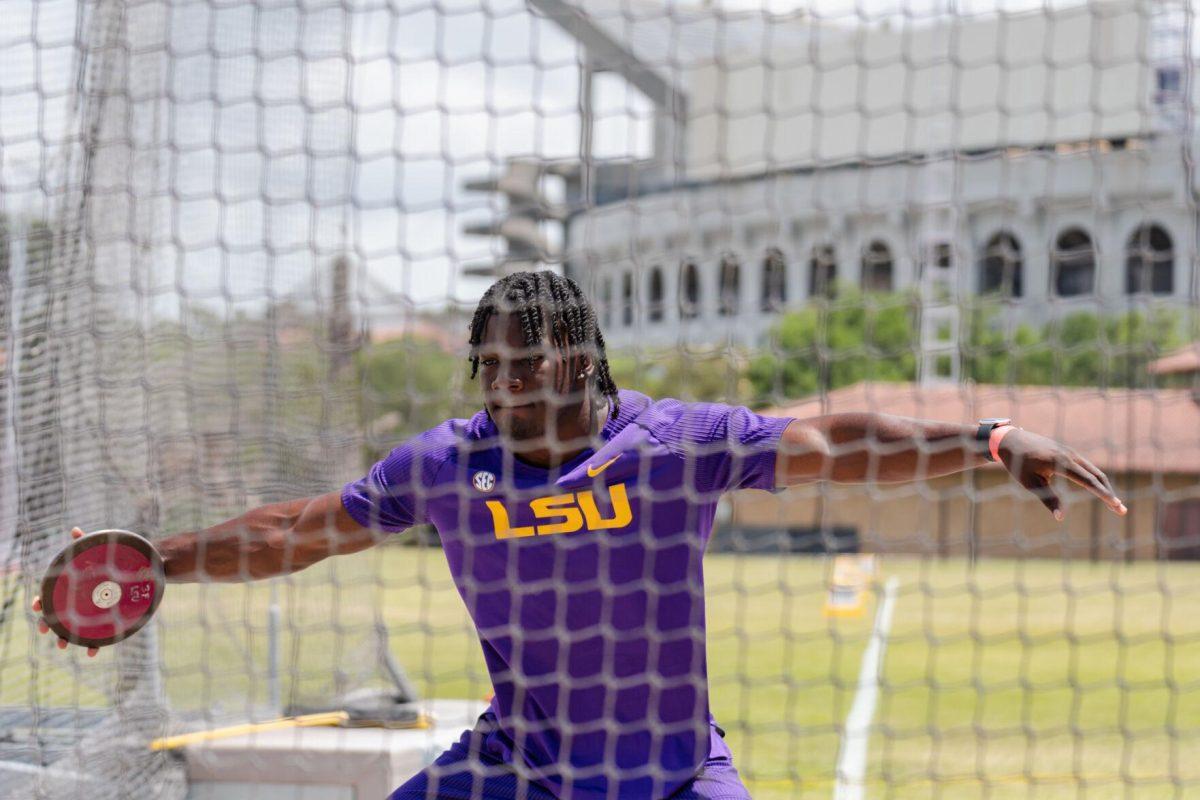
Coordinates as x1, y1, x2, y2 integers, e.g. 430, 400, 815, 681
34, 270, 1126, 799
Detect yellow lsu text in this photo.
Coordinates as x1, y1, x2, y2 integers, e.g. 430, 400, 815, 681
486, 483, 633, 539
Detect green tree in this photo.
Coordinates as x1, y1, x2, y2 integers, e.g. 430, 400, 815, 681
746, 289, 918, 405
749, 292, 1186, 405
358, 336, 474, 459
608, 349, 751, 404
963, 303, 1183, 388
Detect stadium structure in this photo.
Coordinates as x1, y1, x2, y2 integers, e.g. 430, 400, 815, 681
468, 0, 1196, 380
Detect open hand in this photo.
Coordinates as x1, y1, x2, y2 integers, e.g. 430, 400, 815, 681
32, 527, 99, 658
998, 429, 1127, 521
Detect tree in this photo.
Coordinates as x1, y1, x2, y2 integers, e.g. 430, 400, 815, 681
963, 303, 1183, 388
358, 336, 474, 460
747, 291, 1186, 405
746, 289, 918, 405
608, 349, 753, 405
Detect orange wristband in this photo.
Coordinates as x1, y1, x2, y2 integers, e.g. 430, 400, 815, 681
989, 424, 1016, 463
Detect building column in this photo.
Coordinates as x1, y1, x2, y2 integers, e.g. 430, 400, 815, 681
1021, 200, 1051, 312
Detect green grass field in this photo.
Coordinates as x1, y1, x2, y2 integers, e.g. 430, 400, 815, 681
5, 548, 1199, 798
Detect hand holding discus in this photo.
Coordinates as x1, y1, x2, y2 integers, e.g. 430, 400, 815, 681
32, 527, 167, 657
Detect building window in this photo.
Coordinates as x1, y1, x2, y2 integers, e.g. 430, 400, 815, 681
980, 232, 1024, 298
862, 240, 893, 292
679, 261, 700, 319
648, 266, 665, 322
621, 271, 633, 326
761, 247, 787, 312
809, 244, 837, 299
1126, 224, 1173, 295
1053, 228, 1096, 297
718, 254, 740, 316
1158, 67, 1182, 95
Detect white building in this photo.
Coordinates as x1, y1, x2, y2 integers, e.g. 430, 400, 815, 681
511, 0, 1199, 352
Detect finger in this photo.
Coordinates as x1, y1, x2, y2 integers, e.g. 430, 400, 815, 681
1027, 474, 1064, 521
32, 596, 41, 613
1060, 459, 1126, 515
1073, 453, 1124, 509
70, 527, 85, 539
56, 638, 67, 650
38, 621, 49, 635
87, 648, 99, 658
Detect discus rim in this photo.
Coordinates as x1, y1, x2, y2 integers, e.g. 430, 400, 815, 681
39, 529, 165, 648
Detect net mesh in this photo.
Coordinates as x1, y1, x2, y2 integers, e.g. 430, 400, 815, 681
0, 0, 1197, 798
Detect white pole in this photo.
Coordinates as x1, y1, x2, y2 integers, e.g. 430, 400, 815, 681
267, 580, 281, 714
834, 576, 900, 800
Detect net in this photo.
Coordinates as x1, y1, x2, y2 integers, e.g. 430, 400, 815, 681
0, 0, 1197, 798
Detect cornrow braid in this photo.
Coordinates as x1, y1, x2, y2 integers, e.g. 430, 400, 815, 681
468, 270, 620, 418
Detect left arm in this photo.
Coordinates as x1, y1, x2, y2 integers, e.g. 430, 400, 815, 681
774, 413, 1127, 520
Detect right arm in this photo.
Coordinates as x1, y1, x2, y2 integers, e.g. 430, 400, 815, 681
33, 492, 392, 654
37, 430, 436, 652
158, 490, 382, 583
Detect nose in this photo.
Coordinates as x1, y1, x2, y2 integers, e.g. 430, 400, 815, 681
490, 369, 522, 394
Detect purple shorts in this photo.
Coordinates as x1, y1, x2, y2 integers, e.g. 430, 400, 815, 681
388, 712, 751, 800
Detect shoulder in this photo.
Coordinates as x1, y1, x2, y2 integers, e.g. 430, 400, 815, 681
621, 392, 717, 449
376, 411, 494, 485
628, 392, 729, 435
630, 393, 794, 451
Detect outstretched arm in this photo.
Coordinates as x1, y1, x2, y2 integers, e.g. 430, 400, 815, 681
157, 490, 378, 582
774, 414, 1127, 519
33, 491, 383, 655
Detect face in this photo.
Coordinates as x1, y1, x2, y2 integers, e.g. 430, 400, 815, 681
475, 312, 588, 444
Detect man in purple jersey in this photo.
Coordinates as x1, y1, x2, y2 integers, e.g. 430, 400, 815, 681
36, 271, 1127, 798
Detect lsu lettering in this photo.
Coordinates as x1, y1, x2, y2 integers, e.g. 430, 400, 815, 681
486, 483, 633, 539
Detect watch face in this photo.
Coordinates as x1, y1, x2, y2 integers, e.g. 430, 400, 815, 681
979, 418, 1012, 427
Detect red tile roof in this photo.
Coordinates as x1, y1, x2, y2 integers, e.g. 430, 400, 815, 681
368, 319, 461, 352
763, 382, 1200, 475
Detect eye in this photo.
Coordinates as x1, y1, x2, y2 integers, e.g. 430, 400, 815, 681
480, 357, 498, 367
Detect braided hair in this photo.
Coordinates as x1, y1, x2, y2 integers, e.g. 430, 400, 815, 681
468, 270, 620, 418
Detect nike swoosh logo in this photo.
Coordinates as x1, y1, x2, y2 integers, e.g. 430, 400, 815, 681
586, 455, 620, 478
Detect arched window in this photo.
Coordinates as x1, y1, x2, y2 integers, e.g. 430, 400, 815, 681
809, 244, 837, 299
718, 254, 740, 316
679, 261, 700, 319
761, 247, 787, 312
621, 271, 633, 326
1126, 224, 1173, 295
648, 266, 665, 322
861, 240, 893, 292
1053, 228, 1095, 296
980, 232, 1024, 297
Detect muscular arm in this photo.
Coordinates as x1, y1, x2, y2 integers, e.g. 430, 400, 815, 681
775, 414, 984, 485
775, 413, 1127, 519
158, 490, 381, 582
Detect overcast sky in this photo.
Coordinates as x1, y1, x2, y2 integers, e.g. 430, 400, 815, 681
0, 0, 1184, 314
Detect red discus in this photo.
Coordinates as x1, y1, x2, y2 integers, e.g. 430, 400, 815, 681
39, 530, 165, 648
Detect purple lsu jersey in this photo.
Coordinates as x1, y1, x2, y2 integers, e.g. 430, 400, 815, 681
342, 389, 794, 799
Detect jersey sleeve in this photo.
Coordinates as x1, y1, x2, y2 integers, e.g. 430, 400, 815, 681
655, 400, 795, 496
341, 426, 450, 532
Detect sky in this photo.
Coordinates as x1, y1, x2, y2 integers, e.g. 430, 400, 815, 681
1, 0, 654, 313
0, 0, 1186, 314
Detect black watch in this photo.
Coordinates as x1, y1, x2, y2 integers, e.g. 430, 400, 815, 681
976, 418, 1012, 462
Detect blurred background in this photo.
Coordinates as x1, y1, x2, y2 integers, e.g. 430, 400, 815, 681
1, 0, 1198, 797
